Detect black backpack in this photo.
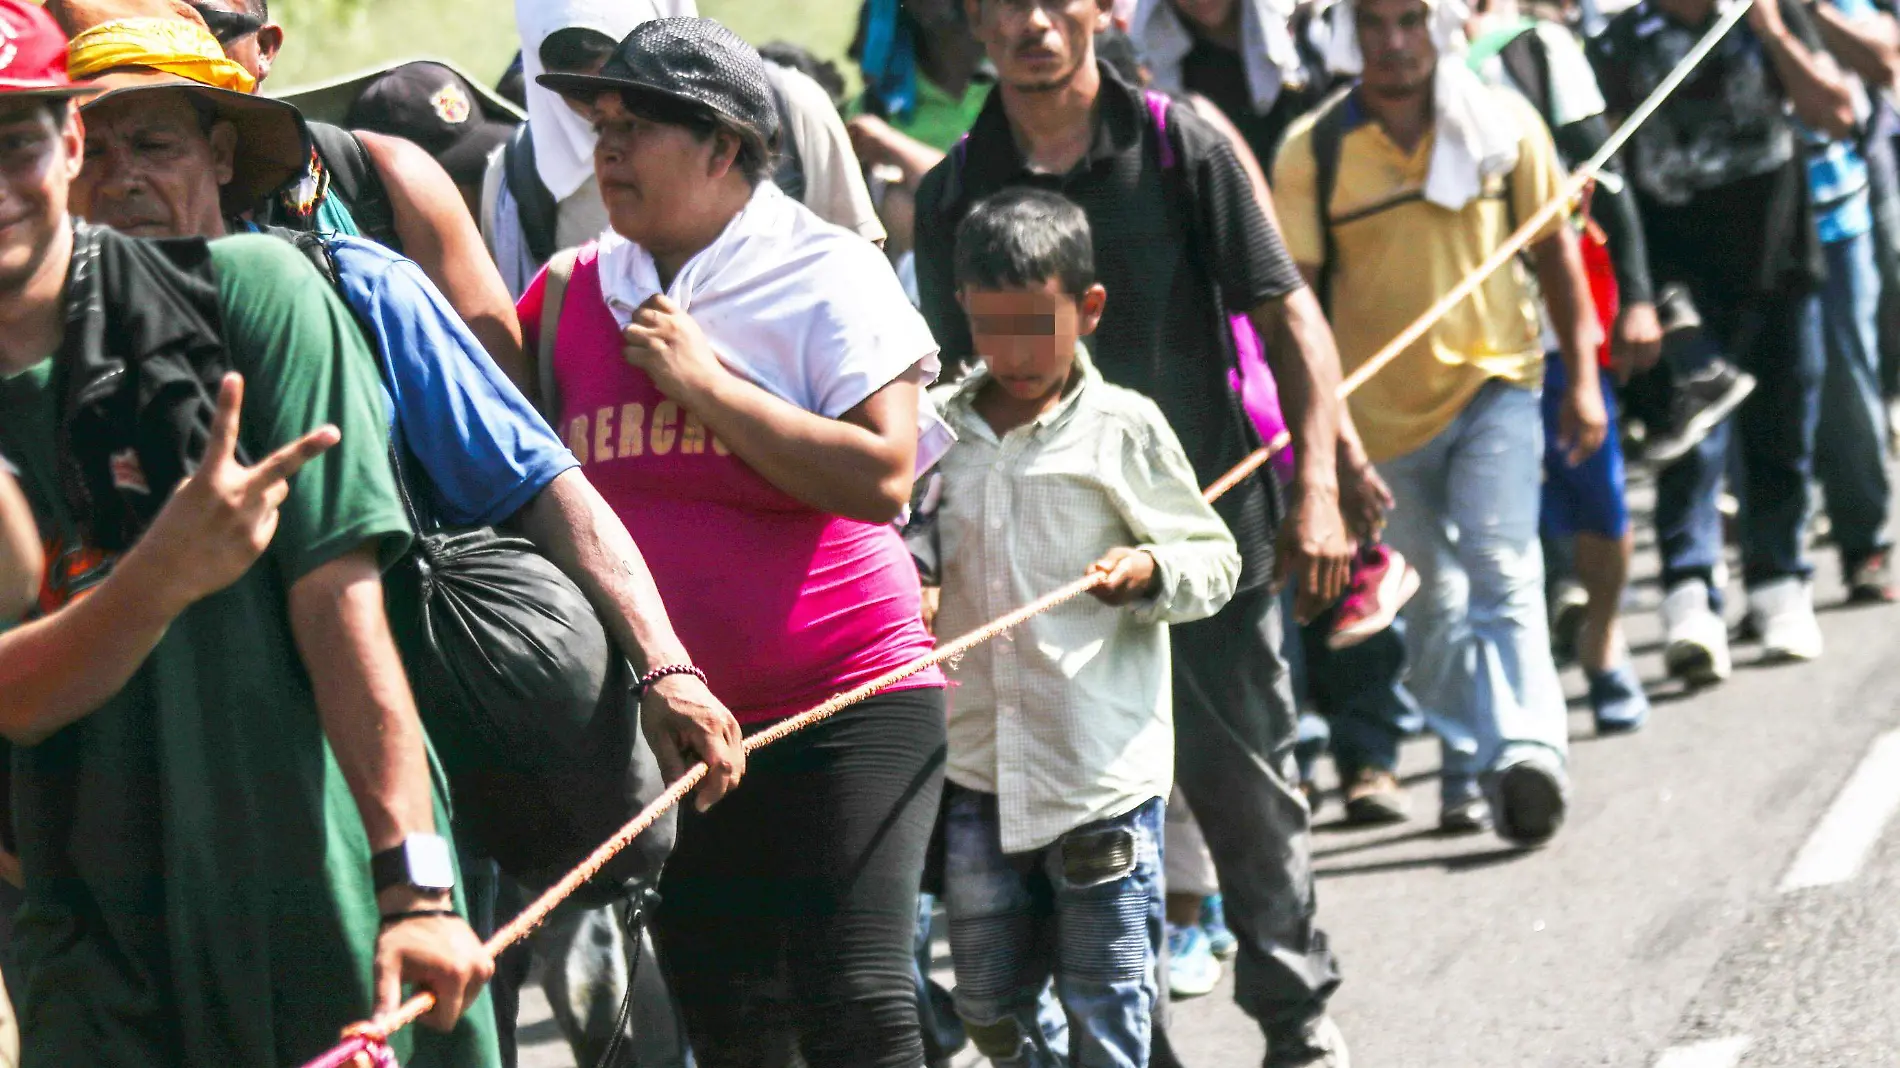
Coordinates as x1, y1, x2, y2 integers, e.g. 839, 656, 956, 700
284, 230, 671, 898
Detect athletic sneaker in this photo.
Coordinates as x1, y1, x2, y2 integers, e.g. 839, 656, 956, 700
1748, 577, 1823, 662
1660, 579, 1732, 685
1201, 894, 1238, 961
1342, 768, 1410, 826
1548, 579, 1589, 664
1587, 660, 1650, 734
1644, 360, 1757, 466
1438, 796, 1490, 836
1166, 923, 1221, 998
1492, 760, 1568, 847
1266, 1015, 1352, 1068
1327, 543, 1421, 650
1847, 550, 1899, 604
1656, 282, 1703, 336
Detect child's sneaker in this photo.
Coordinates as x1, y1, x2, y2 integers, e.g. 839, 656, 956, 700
1166, 923, 1221, 998
1327, 544, 1421, 650
1200, 894, 1238, 960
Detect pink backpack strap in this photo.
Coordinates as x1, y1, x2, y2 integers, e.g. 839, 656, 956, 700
1142, 89, 1177, 171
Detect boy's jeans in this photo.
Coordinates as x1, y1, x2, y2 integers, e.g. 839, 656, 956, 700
1378, 380, 1569, 805
943, 787, 1165, 1068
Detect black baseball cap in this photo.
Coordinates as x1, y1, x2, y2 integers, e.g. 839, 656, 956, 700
345, 61, 517, 188
536, 17, 779, 156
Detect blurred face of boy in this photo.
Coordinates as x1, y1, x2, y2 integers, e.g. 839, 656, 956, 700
962, 277, 1107, 409
0, 100, 83, 297
969, 0, 1113, 93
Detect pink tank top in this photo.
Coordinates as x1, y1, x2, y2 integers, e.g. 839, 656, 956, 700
520, 250, 942, 725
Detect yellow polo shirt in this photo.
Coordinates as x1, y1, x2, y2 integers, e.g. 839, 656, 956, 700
1273, 88, 1566, 462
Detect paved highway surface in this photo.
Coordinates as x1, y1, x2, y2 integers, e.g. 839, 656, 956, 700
520, 476, 1900, 1068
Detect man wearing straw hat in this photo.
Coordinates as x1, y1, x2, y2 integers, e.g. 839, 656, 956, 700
1273, 0, 1601, 843
0, 0, 502, 1064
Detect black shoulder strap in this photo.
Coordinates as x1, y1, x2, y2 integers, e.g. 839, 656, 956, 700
1309, 85, 1355, 315
506, 123, 560, 266
1499, 28, 1554, 126
308, 121, 402, 253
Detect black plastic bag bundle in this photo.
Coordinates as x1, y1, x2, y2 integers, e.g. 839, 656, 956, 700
383, 527, 675, 897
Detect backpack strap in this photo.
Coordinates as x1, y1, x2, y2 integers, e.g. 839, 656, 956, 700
307, 122, 402, 252
537, 247, 582, 424
1143, 90, 1178, 171
1308, 85, 1356, 316
506, 124, 560, 266
1498, 28, 1554, 128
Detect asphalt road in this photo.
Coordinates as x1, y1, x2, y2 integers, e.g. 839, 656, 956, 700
520, 476, 1900, 1068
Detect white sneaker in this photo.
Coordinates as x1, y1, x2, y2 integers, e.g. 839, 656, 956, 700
1748, 577, 1823, 662
1661, 580, 1732, 685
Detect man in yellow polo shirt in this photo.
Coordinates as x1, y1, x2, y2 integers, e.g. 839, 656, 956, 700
1273, 0, 1605, 847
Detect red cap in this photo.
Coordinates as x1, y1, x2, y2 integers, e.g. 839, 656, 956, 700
0, 0, 90, 96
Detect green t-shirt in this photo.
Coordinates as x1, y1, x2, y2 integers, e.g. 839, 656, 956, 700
0, 234, 498, 1068
849, 73, 993, 153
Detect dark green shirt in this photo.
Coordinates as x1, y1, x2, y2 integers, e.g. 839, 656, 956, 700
0, 233, 498, 1068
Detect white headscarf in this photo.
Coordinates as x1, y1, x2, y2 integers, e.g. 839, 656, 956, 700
1130, 0, 1305, 114
1324, 0, 1520, 212
516, 0, 698, 201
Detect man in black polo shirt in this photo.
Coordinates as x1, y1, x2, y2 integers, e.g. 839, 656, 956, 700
914, 3, 1375, 1065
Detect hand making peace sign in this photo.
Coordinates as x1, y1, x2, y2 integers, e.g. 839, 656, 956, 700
137, 372, 341, 616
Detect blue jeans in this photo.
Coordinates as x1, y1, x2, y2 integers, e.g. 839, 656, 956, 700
944, 788, 1165, 1068
1654, 288, 1824, 595
1815, 230, 1893, 567
1379, 380, 1569, 804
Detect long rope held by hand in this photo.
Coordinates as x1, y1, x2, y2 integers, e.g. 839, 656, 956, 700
299, 8, 1751, 1063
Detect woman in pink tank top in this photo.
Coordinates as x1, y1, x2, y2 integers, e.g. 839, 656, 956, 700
530, 20, 948, 1068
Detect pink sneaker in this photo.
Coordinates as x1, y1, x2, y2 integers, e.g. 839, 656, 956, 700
1327, 544, 1421, 650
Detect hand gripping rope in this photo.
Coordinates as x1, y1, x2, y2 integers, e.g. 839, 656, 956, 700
301, 5, 1754, 1062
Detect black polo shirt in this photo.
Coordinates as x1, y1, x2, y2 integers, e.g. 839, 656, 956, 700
914, 62, 1305, 589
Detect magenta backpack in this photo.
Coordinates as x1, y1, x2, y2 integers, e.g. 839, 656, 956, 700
1140, 90, 1295, 482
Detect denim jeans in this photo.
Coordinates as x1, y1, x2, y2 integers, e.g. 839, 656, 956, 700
1304, 625, 1419, 780
1379, 380, 1569, 804
944, 788, 1165, 1068
1815, 230, 1893, 568
1653, 287, 1824, 594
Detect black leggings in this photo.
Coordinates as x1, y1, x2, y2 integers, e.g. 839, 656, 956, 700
655, 687, 947, 1068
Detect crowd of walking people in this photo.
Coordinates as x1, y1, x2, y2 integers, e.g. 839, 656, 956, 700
0, 0, 1894, 1065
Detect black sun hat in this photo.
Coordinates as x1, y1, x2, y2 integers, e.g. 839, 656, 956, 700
535, 17, 779, 155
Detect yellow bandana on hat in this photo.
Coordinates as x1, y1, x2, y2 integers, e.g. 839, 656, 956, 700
65, 16, 255, 93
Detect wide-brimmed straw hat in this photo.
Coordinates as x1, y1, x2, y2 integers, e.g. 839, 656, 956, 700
49, 0, 309, 202
276, 58, 522, 188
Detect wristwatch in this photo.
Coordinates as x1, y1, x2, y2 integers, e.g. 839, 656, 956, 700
370, 833, 456, 895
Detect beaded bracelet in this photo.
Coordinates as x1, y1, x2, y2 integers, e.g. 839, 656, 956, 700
637, 663, 708, 695
379, 908, 458, 927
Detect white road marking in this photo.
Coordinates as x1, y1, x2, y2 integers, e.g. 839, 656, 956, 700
1653, 1035, 1752, 1068
1779, 728, 1900, 892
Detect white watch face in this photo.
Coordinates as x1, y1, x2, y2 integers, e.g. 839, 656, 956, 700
405, 834, 456, 891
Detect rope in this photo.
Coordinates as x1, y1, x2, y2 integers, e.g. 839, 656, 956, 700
296, 8, 1751, 1062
